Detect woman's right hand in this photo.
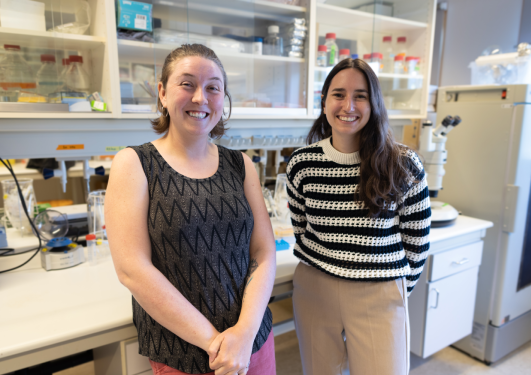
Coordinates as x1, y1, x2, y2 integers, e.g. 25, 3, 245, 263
207, 325, 254, 375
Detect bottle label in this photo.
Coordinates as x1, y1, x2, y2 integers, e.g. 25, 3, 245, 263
329, 45, 337, 66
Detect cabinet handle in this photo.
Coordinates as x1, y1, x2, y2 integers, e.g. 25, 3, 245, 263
429, 288, 440, 309
452, 258, 470, 266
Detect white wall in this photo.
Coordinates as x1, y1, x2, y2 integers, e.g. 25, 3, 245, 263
439, 0, 523, 87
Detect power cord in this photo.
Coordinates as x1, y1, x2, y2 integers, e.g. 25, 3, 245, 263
0, 158, 42, 273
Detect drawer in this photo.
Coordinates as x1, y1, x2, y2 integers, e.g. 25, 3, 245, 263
428, 241, 483, 281
121, 338, 152, 375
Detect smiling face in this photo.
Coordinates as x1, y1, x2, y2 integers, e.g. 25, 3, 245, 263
159, 56, 225, 138
323, 68, 371, 141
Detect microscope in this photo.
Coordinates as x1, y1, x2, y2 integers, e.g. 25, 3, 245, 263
418, 115, 462, 227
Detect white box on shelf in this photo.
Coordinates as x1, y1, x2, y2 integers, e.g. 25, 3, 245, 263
0, 0, 45, 32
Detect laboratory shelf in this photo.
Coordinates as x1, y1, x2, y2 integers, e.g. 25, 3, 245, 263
0, 112, 114, 119
119, 107, 307, 119
316, 3, 428, 32
117, 39, 305, 65
0, 27, 106, 50
152, 0, 306, 23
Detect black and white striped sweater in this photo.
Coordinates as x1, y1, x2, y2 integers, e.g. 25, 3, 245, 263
286, 137, 431, 295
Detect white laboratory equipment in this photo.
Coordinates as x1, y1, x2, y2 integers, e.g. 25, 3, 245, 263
418, 116, 461, 227
435, 84, 531, 364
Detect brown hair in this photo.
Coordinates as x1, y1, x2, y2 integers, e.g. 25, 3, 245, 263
307, 58, 420, 217
150, 44, 232, 138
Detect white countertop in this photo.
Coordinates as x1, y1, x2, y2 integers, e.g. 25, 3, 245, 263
0, 161, 113, 181
0, 215, 492, 360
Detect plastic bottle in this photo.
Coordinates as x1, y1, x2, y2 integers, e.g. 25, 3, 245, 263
325, 33, 338, 66
316, 45, 327, 67
363, 53, 371, 61
0, 45, 36, 102
382, 36, 394, 73
351, 54, 359, 59
406, 56, 420, 75
64, 55, 90, 96
36, 55, 63, 97
371, 52, 383, 72
60, 58, 70, 78
396, 36, 407, 57
252, 37, 263, 55
264, 25, 283, 56
339, 49, 351, 61
394, 55, 405, 74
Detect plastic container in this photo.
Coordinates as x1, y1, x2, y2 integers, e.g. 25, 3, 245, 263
48, 0, 91, 35
87, 190, 105, 236
64, 55, 90, 96
396, 36, 407, 57
469, 52, 531, 85
394, 55, 405, 74
339, 49, 351, 61
60, 58, 71, 79
382, 36, 394, 73
371, 52, 383, 73
252, 37, 263, 55
86, 233, 110, 265
406, 56, 420, 75
36, 55, 63, 97
363, 53, 371, 61
325, 33, 338, 66
0, 44, 36, 102
264, 25, 283, 56
317, 45, 327, 67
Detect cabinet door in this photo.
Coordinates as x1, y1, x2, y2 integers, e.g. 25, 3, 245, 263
423, 266, 479, 357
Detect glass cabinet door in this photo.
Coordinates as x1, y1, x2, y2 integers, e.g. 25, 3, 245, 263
0, 0, 111, 117
313, 0, 435, 119
115, 0, 309, 118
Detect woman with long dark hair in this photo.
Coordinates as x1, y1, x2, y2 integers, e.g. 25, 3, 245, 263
286, 58, 431, 374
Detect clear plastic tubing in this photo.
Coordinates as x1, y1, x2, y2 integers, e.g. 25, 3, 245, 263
316, 45, 327, 67
325, 33, 338, 66
382, 36, 394, 73
264, 25, 283, 56
0, 44, 36, 102
339, 49, 351, 61
36, 54, 63, 97
65, 55, 90, 95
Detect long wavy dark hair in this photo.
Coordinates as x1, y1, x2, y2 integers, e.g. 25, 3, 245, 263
307, 58, 419, 217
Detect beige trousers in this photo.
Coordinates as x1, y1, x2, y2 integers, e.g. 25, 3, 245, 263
292, 262, 410, 375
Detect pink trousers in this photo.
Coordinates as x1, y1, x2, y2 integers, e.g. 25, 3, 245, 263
149, 330, 276, 375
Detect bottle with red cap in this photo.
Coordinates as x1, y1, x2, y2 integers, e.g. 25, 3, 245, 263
371, 52, 383, 73
317, 45, 327, 67
36, 54, 63, 98
382, 36, 394, 73
324, 33, 338, 66
60, 58, 70, 79
339, 49, 351, 62
395, 36, 407, 57
0, 44, 36, 102
64, 54, 91, 96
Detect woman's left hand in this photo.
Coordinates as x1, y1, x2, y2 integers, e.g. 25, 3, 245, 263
208, 324, 254, 375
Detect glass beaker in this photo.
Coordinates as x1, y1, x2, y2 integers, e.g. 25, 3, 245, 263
87, 190, 105, 237
274, 174, 291, 223
1, 179, 36, 235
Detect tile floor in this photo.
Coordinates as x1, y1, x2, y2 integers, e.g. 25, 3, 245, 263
54, 298, 531, 375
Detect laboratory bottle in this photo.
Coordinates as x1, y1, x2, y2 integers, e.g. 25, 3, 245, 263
36, 55, 63, 97
363, 53, 371, 61
351, 54, 359, 59
264, 25, 283, 56
64, 55, 90, 96
0, 44, 36, 102
396, 36, 407, 57
394, 55, 405, 74
252, 37, 263, 55
371, 52, 383, 73
324, 33, 338, 66
60, 58, 70, 79
382, 36, 394, 73
316, 45, 327, 67
339, 49, 350, 61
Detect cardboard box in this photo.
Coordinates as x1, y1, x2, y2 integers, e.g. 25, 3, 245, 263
116, 0, 153, 32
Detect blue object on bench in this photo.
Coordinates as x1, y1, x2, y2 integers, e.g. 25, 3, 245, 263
275, 239, 290, 251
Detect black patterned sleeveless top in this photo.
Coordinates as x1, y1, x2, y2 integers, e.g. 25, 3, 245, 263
129, 143, 273, 374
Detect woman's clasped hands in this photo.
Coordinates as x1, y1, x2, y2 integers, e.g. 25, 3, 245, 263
208, 324, 255, 375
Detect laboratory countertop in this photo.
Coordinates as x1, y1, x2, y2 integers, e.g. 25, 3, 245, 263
0, 215, 493, 361
0, 161, 113, 180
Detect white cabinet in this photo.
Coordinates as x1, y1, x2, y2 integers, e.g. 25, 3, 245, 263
409, 240, 484, 358
93, 337, 152, 375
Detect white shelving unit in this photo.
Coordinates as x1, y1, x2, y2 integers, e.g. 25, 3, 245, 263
0, 0, 436, 159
